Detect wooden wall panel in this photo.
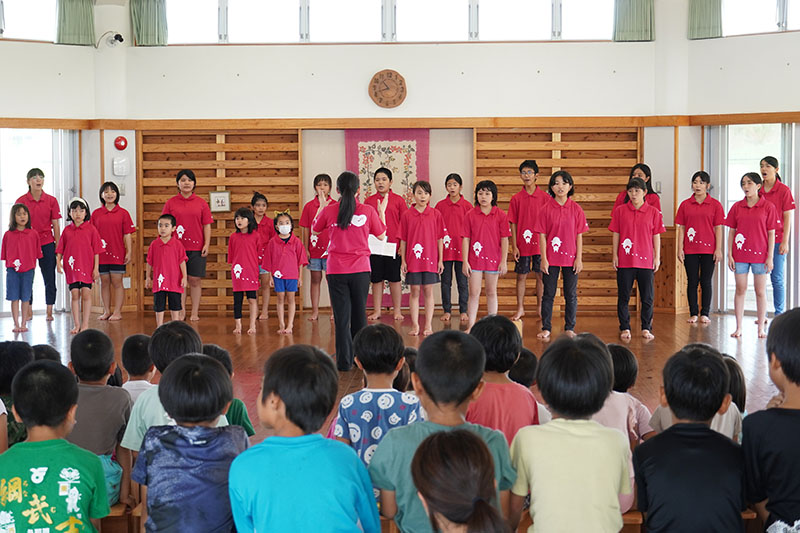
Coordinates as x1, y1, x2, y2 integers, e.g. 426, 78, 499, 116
139, 130, 300, 315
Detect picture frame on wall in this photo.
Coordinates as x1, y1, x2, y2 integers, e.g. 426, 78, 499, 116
209, 191, 231, 212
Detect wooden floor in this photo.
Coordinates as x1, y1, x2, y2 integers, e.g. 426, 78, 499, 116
0, 309, 777, 443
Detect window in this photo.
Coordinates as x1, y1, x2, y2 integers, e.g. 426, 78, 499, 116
309, 0, 381, 42
228, 0, 300, 43
561, 0, 614, 40
167, 0, 219, 44
722, 0, 778, 36
396, 0, 468, 41
478, 0, 550, 41
1, 0, 56, 41
788, 0, 800, 29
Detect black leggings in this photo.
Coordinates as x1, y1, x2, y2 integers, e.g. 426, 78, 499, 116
327, 272, 371, 371
616, 268, 654, 332
684, 254, 715, 317
233, 291, 257, 319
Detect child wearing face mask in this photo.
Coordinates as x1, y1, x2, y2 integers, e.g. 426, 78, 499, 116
262, 211, 308, 335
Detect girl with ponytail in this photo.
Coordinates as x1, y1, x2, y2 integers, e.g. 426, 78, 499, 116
411, 430, 510, 533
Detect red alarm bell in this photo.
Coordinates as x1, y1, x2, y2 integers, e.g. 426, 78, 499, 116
114, 136, 128, 151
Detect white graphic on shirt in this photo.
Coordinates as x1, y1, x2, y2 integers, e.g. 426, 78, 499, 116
359, 391, 373, 404
363, 444, 378, 465
0, 510, 15, 531
340, 395, 354, 409
523, 229, 534, 244
66, 486, 81, 513
68, 256, 75, 269
412, 243, 424, 260
473, 241, 483, 257
687, 227, 696, 242
29, 467, 48, 484
551, 236, 562, 253
12, 259, 21, 272
176, 225, 185, 239
58, 467, 80, 497
310, 234, 319, 248
442, 234, 452, 249
388, 413, 402, 425
360, 410, 373, 423
377, 393, 395, 409
351, 214, 367, 227
370, 426, 383, 440
233, 264, 243, 279
621, 238, 633, 255
348, 423, 361, 443
401, 392, 417, 404
273, 270, 283, 279
735, 233, 746, 250
333, 424, 344, 438
101, 239, 107, 249
157, 273, 165, 289
409, 410, 418, 423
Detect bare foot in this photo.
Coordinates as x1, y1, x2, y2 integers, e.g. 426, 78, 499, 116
700, 315, 711, 324
731, 330, 742, 338
46, 314, 54, 321
564, 330, 576, 338
178, 311, 186, 321
687, 315, 698, 323
98, 312, 111, 321
284, 327, 293, 335
460, 313, 469, 323
393, 313, 404, 321
19, 326, 28, 332
423, 327, 433, 336
277, 327, 286, 334
367, 312, 381, 321
233, 326, 242, 334
758, 328, 768, 338
511, 310, 525, 321
24, 314, 33, 322
69, 326, 79, 334
307, 314, 319, 321
440, 313, 451, 322
248, 326, 257, 334
108, 314, 122, 321
190, 315, 200, 322
641, 329, 655, 340
536, 330, 551, 340
12, 326, 21, 333
409, 326, 420, 336
258, 314, 269, 321
754, 318, 768, 325
620, 329, 632, 341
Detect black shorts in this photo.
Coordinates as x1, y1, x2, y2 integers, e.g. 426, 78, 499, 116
515, 255, 541, 275
99, 264, 126, 274
154, 291, 182, 312
185, 251, 207, 278
405, 271, 440, 285
69, 282, 93, 290
370, 254, 402, 283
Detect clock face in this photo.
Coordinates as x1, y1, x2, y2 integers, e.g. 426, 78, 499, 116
369, 69, 407, 109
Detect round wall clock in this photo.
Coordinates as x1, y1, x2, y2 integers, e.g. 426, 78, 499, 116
369, 69, 407, 109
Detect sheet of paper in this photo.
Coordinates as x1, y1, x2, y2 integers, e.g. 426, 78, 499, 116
368, 235, 397, 258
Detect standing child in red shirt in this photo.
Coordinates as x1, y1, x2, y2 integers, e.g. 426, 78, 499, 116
92, 181, 136, 322
509, 160, 549, 321
228, 208, 262, 335
400, 181, 445, 336
263, 211, 308, 335
434, 173, 472, 324
534, 171, 589, 340
726, 172, 779, 338
145, 214, 188, 327
609, 178, 665, 341
2, 204, 42, 332
56, 198, 102, 334
462, 180, 511, 332
251, 192, 273, 321
300, 174, 336, 322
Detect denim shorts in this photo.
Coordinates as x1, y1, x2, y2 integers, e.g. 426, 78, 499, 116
472, 269, 500, 275
5, 268, 34, 301
515, 255, 541, 274
735, 262, 768, 275
308, 258, 328, 272
274, 278, 299, 293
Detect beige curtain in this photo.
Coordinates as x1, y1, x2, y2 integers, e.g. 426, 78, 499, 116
131, 0, 167, 46
613, 0, 655, 42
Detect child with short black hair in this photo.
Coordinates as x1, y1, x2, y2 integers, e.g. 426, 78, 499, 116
202, 343, 256, 436
133, 354, 249, 532
250, 191, 274, 319
508, 347, 552, 423
300, 173, 336, 321
370, 330, 516, 533
121, 333, 155, 403
33, 343, 61, 362
146, 213, 188, 326
509, 336, 630, 532
229, 207, 262, 335
598, 343, 655, 443
466, 315, 538, 445
633, 345, 745, 533
229, 345, 380, 531
743, 307, 800, 528
2, 203, 41, 332
334, 324, 421, 466
0, 360, 110, 531
262, 210, 308, 334
67, 329, 133, 507
0, 340, 35, 446
435, 173, 472, 323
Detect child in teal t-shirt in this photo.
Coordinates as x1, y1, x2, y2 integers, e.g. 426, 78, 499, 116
0, 360, 109, 532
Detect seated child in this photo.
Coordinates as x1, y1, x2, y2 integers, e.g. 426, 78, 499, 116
0, 360, 110, 531
334, 324, 421, 466
133, 354, 249, 532
723, 354, 747, 442
229, 345, 380, 532
743, 308, 800, 529
466, 315, 539, 445
412, 430, 508, 533
508, 347, 551, 423
509, 336, 630, 533
203, 343, 256, 437
66, 329, 133, 507
369, 330, 516, 533
633, 345, 745, 533
33, 343, 61, 362
600, 344, 655, 443
121, 334, 155, 403
0, 340, 34, 446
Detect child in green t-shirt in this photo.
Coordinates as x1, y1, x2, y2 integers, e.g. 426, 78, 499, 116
0, 360, 110, 532
203, 344, 255, 436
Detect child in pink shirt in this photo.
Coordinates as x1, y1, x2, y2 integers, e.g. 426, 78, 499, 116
251, 192, 274, 320
1, 204, 42, 332
300, 174, 337, 322
145, 214, 188, 327
462, 180, 511, 332
534, 171, 589, 340
612, 163, 662, 213
400, 181, 445, 336
56, 198, 102, 334
434, 173, 472, 324
263, 211, 308, 335
609, 178, 666, 341
726, 172, 779, 338
229, 208, 262, 335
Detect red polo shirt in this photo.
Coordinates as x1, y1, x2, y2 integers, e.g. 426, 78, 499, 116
91, 205, 136, 265
1, 228, 42, 272
435, 195, 472, 261
228, 231, 263, 292
162, 193, 213, 252
759, 180, 796, 244
312, 202, 386, 275
147, 236, 188, 293
675, 195, 725, 255
462, 206, 511, 272
262, 234, 308, 281
613, 190, 662, 213
508, 187, 549, 256
365, 190, 408, 245
609, 202, 666, 269
400, 206, 445, 273
16, 191, 61, 246
56, 222, 103, 284
300, 197, 338, 259
725, 198, 780, 264
533, 197, 589, 267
